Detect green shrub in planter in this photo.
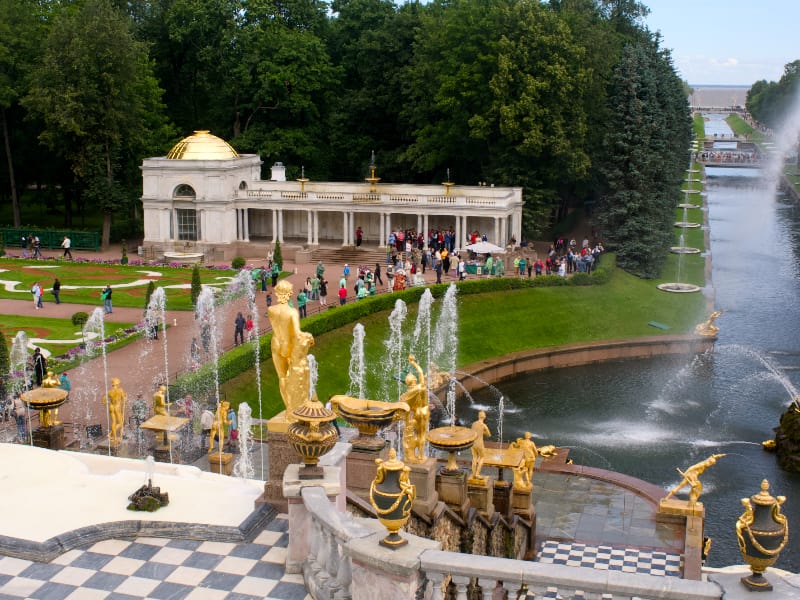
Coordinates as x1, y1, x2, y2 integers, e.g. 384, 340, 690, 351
72, 311, 89, 326
231, 256, 246, 270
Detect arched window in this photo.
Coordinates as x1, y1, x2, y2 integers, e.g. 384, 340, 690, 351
239, 181, 248, 190
174, 184, 196, 198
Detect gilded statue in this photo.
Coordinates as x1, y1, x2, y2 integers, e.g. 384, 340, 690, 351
695, 310, 722, 337
103, 377, 128, 445
470, 410, 491, 480
664, 454, 725, 505
268, 280, 315, 414
510, 432, 538, 490
401, 354, 429, 463
41, 370, 62, 426
208, 400, 231, 453
153, 385, 168, 416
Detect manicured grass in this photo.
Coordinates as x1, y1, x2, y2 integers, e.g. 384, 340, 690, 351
0, 257, 239, 311
725, 113, 766, 143
221, 256, 708, 419
2, 314, 138, 371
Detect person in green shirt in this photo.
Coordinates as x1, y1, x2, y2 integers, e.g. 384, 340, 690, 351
357, 284, 368, 300
297, 290, 307, 318
271, 262, 280, 287
311, 275, 320, 300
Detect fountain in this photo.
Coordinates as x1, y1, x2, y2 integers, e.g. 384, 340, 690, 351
659, 163, 703, 293
20, 386, 68, 449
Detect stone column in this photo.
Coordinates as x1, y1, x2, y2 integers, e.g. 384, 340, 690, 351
313, 210, 319, 245
307, 210, 313, 245
243, 208, 250, 242
493, 217, 499, 246
278, 209, 284, 243
379, 213, 385, 249
342, 212, 349, 246
385, 213, 392, 244
271, 209, 278, 243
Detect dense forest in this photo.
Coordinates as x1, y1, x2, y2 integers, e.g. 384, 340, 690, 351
0, 0, 691, 276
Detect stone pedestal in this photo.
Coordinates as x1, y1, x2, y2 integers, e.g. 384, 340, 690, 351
32, 425, 64, 450
346, 446, 389, 501
283, 465, 341, 574
152, 444, 181, 465
208, 451, 234, 475
467, 478, 494, 517
437, 470, 469, 517
658, 497, 705, 518
511, 486, 534, 519
408, 457, 440, 516
348, 523, 440, 600
493, 480, 511, 520
260, 429, 295, 513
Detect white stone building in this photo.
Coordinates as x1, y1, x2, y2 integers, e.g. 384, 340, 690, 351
141, 131, 524, 261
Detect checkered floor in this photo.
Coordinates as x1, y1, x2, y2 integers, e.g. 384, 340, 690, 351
0, 516, 309, 600
536, 541, 683, 578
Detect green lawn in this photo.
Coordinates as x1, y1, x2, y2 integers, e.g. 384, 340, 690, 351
0, 258, 240, 311
2, 314, 138, 372
725, 113, 766, 143
221, 257, 708, 419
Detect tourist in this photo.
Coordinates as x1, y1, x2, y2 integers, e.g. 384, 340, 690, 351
310, 275, 320, 300
271, 262, 280, 287
61, 236, 72, 259
234, 312, 245, 345
101, 284, 113, 314
304, 277, 313, 300
59, 372, 71, 401
13, 394, 26, 441
200, 406, 214, 450
297, 289, 307, 318
386, 264, 394, 292
357, 283, 367, 301
245, 314, 254, 340
485, 255, 493, 277
495, 257, 505, 277
52, 278, 61, 304
434, 257, 442, 284
227, 404, 238, 448
343, 263, 351, 280
338, 283, 347, 305
32, 348, 46, 386
31, 281, 42, 309
318, 277, 328, 306
457, 257, 466, 280
316, 260, 325, 280
355, 226, 363, 247
265, 293, 272, 311
260, 267, 268, 292
374, 262, 383, 286
32, 235, 42, 258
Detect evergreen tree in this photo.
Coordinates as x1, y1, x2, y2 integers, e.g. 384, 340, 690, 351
144, 280, 155, 313
191, 264, 202, 307
273, 240, 283, 270
596, 41, 689, 278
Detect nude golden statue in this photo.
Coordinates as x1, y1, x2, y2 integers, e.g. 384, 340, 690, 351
401, 355, 429, 464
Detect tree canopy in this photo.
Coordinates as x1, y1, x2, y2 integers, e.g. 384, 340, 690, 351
1, 0, 693, 277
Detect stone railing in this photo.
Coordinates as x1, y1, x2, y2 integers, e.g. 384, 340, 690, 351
419, 549, 722, 600
296, 482, 723, 600
300, 486, 373, 600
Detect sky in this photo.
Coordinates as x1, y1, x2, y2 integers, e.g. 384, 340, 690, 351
642, 0, 800, 86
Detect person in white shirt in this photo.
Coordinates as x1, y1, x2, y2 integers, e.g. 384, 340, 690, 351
61, 236, 72, 259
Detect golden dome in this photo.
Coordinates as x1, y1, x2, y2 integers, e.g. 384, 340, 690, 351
166, 130, 239, 160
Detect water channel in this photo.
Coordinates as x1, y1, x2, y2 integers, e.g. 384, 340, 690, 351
461, 113, 800, 570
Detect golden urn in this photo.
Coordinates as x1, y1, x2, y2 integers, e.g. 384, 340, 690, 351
369, 448, 416, 549
735, 479, 789, 591
426, 426, 478, 474
287, 397, 339, 480
329, 395, 409, 452
21, 387, 68, 428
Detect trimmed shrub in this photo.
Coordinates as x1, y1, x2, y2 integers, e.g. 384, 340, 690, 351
120, 240, 129, 265
191, 264, 202, 306
231, 256, 246, 270
144, 281, 155, 312
273, 240, 283, 268
72, 311, 89, 326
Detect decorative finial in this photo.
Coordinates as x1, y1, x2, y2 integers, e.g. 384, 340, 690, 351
370, 150, 376, 167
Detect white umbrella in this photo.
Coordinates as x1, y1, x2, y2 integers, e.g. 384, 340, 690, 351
464, 241, 506, 254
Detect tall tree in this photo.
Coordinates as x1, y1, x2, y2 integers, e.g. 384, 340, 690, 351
0, 0, 46, 227
596, 41, 690, 278
23, 0, 167, 248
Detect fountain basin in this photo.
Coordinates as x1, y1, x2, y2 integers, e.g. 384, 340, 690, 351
674, 222, 701, 228
677, 203, 699, 209
164, 251, 204, 264
657, 282, 701, 293
427, 425, 477, 473
670, 246, 701, 254
330, 395, 409, 451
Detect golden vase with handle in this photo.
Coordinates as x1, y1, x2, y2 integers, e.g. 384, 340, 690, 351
736, 479, 789, 591
369, 448, 416, 549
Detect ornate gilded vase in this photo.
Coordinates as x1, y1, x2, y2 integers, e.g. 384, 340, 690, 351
287, 398, 339, 480
369, 448, 416, 549
735, 479, 789, 591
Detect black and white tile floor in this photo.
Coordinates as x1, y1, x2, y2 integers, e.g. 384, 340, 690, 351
536, 540, 683, 577
0, 516, 310, 600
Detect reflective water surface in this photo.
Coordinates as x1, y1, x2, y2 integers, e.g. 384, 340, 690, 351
462, 163, 800, 569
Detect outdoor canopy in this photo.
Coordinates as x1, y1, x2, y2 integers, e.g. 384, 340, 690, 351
464, 241, 506, 254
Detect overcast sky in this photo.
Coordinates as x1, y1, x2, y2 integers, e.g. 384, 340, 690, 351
642, 0, 799, 86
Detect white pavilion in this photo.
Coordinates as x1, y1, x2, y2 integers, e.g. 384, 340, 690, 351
141, 131, 523, 261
